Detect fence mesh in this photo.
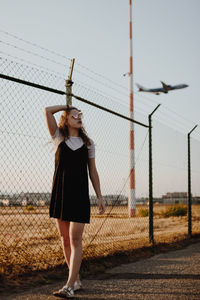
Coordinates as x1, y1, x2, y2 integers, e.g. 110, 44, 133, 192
0, 57, 150, 279
149, 115, 200, 242
1, 56, 200, 281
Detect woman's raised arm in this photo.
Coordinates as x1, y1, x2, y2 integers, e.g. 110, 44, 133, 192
44, 105, 67, 137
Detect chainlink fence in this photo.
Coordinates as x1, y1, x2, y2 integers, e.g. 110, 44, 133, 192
0, 56, 200, 280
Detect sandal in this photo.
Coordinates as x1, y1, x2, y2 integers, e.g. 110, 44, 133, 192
74, 280, 82, 291
53, 285, 74, 298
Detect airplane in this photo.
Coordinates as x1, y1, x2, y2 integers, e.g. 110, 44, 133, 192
136, 81, 189, 95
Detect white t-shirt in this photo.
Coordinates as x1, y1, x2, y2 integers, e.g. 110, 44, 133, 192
51, 127, 95, 158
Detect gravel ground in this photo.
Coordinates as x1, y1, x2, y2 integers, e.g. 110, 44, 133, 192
2, 242, 200, 300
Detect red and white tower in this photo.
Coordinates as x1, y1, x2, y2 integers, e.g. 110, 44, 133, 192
128, 0, 136, 216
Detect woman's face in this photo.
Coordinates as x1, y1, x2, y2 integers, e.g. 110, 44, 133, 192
66, 109, 83, 129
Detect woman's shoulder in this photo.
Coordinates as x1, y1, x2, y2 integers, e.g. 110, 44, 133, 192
89, 138, 94, 144
88, 138, 95, 147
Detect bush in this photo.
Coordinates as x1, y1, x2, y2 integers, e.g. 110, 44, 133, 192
26, 205, 35, 211
138, 208, 149, 217
162, 204, 187, 217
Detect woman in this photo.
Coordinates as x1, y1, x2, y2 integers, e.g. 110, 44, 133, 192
44, 104, 106, 298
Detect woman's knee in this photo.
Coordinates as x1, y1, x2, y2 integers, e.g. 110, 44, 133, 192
70, 234, 82, 248
56, 220, 70, 243
69, 222, 85, 248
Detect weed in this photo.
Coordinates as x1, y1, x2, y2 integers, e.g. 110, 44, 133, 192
162, 204, 187, 217
26, 205, 35, 211
138, 208, 149, 217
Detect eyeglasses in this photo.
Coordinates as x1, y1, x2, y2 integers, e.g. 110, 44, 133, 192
71, 112, 83, 119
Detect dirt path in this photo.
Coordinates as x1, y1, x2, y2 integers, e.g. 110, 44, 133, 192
2, 242, 200, 300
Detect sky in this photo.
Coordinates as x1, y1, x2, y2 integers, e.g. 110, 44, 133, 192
1, 0, 200, 198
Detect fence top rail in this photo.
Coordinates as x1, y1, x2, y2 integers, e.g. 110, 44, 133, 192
0, 73, 149, 128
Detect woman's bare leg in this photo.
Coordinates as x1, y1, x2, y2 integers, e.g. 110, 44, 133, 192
56, 219, 71, 267
66, 222, 85, 288
56, 219, 80, 282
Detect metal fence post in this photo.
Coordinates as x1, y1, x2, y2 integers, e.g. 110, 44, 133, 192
66, 58, 75, 105
187, 125, 198, 238
149, 104, 161, 243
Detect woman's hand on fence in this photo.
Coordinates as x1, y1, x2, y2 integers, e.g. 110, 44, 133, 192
98, 198, 106, 215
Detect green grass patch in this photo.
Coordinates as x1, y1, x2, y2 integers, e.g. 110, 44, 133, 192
138, 208, 149, 217
161, 204, 187, 217
26, 205, 35, 211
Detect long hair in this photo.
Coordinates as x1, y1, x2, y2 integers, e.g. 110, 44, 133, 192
58, 106, 91, 146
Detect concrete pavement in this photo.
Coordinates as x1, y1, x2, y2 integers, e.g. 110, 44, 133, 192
3, 242, 200, 299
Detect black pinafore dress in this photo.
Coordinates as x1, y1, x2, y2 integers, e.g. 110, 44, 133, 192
49, 138, 90, 223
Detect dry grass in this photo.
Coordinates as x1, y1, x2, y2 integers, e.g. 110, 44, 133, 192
0, 204, 200, 285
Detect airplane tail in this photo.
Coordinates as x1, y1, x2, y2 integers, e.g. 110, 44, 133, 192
136, 83, 146, 91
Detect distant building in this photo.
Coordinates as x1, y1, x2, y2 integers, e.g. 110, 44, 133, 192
23, 192, 50, 205
36, 200, 46, 206
162, 192, 188, 204
90, 195, 128, 206
193, 197, 200, 204
136, 197, 148, 205
4, 192, 51, 206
